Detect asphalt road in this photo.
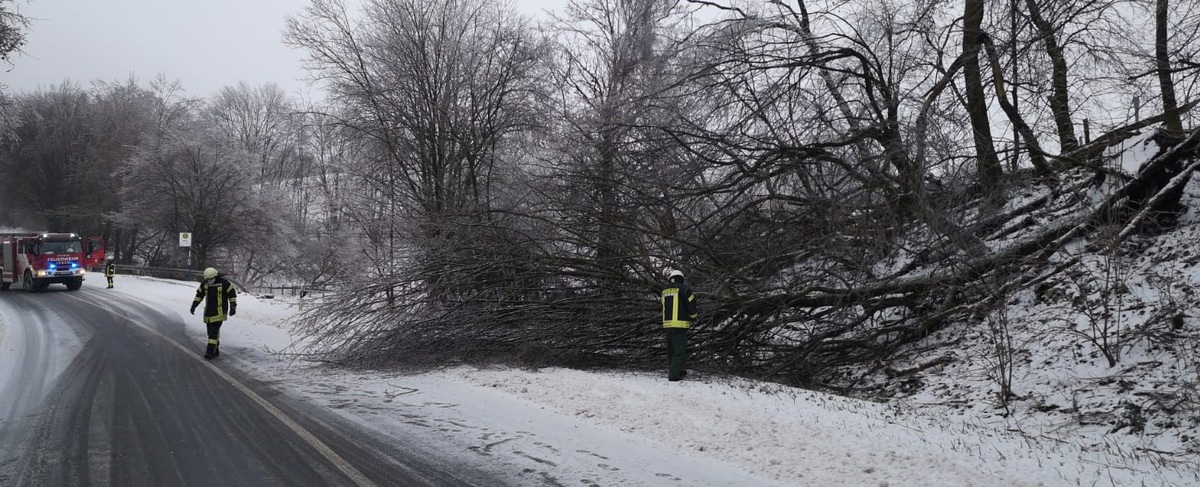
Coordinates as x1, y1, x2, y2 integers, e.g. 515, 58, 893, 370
0, 285, 499, 487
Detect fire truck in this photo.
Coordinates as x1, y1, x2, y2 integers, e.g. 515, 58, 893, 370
0, 233, 106, 292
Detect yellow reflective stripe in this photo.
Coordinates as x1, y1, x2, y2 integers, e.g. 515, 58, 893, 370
207, 339, 219, 345
662, 288, 680, 324
662, 287, 692, 328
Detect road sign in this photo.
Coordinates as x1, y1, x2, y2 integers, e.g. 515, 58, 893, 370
180, 232, 192, 247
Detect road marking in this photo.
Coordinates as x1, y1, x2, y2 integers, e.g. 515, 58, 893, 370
65, 292, 378, 487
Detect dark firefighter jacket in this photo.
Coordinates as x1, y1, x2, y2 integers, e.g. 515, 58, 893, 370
193, 275, 238, 324
105, 262, 116, 277
661, 277, 697, 328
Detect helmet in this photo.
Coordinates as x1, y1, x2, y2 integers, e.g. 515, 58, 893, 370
665, 268, 684, 280
203, 267, 218, 280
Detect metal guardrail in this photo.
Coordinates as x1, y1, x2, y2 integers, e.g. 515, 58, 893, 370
108, 265, 327, 298
110, 265, 250, 294
112, 264, 199, 282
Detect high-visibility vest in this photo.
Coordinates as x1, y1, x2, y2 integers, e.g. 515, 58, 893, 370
661, 283, 697, 328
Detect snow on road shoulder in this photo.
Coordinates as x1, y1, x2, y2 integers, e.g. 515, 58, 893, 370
440, 368, 1056, 486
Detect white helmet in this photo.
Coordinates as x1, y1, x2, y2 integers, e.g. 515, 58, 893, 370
665, 268, 684, 280
203, 267, 218, 280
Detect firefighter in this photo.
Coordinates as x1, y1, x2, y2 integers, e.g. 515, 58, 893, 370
661, 268, 697, 381
190, 267, 237, 359
104, 259, 116, 289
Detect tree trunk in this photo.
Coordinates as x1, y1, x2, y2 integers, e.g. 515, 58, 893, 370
1023, 0, 1077, 151
1157, 0, 1184, 135
980, 33, 1052, 174
963, 0, 1005, 209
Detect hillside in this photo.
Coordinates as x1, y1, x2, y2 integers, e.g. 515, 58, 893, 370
841, 125, 1200, 472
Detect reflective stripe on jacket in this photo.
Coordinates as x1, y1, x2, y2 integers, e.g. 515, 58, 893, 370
194, 276, 237, 323
661, 280, 697, 328
105, 263, 116, 277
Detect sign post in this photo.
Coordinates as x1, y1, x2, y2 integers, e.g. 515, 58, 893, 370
180, 232, 193, 280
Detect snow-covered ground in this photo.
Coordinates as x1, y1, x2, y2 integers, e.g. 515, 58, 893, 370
93, 274, 1198, 486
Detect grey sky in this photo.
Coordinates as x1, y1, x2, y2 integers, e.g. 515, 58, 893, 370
4, 0, 564, 99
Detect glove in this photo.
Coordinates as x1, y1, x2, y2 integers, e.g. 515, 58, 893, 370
190, 304, 197, 315
229, 305, 237, 316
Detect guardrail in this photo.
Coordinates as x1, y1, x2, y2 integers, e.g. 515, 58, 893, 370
108, 265, 328, 298
112, 264, 199, 282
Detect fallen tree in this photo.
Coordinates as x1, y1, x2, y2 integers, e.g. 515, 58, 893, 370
699, 124, 1200, 385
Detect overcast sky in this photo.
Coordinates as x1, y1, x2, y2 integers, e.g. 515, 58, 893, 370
3, 0, 563, 99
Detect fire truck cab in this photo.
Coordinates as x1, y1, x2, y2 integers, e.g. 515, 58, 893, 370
0, 233, 106, 292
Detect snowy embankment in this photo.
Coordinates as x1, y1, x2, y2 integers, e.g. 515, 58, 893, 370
99, 274, 1198, 486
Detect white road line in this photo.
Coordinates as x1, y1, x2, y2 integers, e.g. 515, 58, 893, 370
65, 292, 378, 487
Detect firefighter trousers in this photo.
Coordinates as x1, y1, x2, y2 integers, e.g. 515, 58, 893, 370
665, 328, 688, 381
205, 321, 223, 357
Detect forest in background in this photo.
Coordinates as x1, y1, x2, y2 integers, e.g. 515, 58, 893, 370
2, 0, 1200, 391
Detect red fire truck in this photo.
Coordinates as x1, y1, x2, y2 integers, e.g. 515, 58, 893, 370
0, 233, 106, 292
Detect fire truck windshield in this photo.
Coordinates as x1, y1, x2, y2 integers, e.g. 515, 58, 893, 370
39, 240, 81, 254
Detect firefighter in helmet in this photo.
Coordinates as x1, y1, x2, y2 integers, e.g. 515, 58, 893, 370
661, 268, 697, 381
104, 258, 116, 289
191, 267, 237, 359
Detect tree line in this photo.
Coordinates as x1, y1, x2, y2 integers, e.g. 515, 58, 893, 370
3, 0, 1199, 386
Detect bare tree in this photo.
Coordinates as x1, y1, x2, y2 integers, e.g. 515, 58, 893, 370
964, 0, 1005, 209
118, 128, 277, 269
78, 79, 159, 260
288, 0, 542, 216
544, 0, 698, 282
285, 0, 551, 363
205, 82, 304, 183
1020, 0, 1080, 151
0, 0, 27, 66
1156, 0, 1184, 134
107, 76, 203, 263
0, 82, 155, 234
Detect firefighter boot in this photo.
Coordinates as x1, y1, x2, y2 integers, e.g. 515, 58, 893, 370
203, 339, 218, 359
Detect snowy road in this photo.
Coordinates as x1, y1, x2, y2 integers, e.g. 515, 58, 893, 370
0, 286, 494, 487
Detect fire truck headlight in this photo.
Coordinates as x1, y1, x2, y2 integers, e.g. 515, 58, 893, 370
37, 270, 47, 277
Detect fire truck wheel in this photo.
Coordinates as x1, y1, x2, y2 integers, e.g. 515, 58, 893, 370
0, 282, 9, 291
66, 278, 83, 291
